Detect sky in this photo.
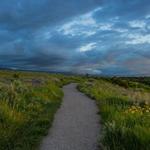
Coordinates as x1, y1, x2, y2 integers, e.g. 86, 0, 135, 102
0, 0, 150, 76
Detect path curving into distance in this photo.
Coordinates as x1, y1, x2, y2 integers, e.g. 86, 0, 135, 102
40, 83, 100, 150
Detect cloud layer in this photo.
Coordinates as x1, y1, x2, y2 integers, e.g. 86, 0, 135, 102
0, 0, 150, 75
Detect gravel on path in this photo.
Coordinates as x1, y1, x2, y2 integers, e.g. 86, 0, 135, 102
40, 83, 100, 150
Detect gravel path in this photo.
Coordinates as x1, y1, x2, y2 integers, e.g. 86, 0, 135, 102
40, 83, 100, 150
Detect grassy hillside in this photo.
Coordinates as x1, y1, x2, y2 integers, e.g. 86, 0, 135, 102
78, 78, 150, 150
0, 70, 66, 150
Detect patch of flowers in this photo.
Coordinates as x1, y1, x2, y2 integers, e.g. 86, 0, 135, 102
125, 105, 150, 114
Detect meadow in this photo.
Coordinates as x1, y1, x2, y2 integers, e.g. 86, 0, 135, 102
0, 70, 149, 150
78, 77, 150, 150
0, 70, 70, 150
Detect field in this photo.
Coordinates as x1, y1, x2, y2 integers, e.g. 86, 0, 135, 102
78, 77, 150, 150
0, 70, 150, 150
0, 70, 69, 150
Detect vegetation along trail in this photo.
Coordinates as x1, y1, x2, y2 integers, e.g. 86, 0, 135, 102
40, 83, 100, 150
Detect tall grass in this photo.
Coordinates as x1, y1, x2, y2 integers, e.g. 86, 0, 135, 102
78, 79, 150, 150
0, 73, 63, 150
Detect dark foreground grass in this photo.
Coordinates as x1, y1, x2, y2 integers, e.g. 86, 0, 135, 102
0, 71, 64, 150
78, 79, 150, 150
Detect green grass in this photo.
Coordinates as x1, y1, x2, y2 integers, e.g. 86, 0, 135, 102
1, 70, 150, 150
78, 79, 150, 150
0, 71, 64, 150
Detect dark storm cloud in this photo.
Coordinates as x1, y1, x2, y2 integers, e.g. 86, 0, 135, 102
0, 0, 150, 75
12, 53, 66, 67
0, 0, 101, 31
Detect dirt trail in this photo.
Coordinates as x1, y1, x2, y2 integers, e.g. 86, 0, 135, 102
40, 83, 100, 150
